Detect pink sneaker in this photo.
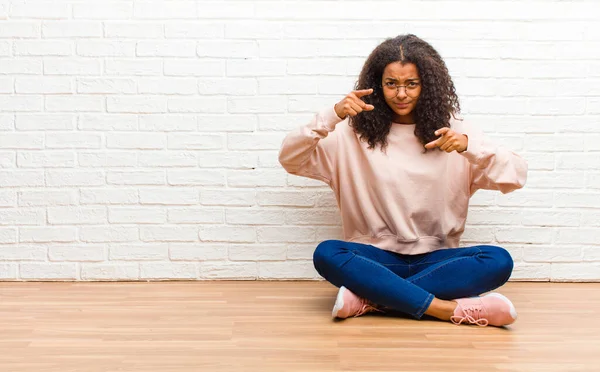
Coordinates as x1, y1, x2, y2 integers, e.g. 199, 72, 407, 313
332, 286, 381, 319
451, 293, 518, 327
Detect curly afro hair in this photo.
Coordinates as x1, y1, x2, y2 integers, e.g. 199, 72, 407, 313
350, 34, 460, 151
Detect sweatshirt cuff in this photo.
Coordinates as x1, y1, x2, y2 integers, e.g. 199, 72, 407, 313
320, 105, 345, 131
460, 134, 483, 164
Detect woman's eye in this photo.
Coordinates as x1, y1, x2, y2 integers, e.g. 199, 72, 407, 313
408, 82, 418, 87
385, 82, 395, 87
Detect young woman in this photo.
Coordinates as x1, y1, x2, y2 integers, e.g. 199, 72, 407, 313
278, 34, 528, 327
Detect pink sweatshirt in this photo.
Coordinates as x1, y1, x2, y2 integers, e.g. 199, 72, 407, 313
278, 106, 528, 255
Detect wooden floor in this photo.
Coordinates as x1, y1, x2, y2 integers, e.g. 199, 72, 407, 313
0, 282, 599, 372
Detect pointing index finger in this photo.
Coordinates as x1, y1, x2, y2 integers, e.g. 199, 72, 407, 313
354, 88, 373, 98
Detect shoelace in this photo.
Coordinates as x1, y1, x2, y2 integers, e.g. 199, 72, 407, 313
354, 301, 384, 317
450, 304, 489, 326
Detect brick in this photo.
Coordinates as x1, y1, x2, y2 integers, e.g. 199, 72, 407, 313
140, 263, 197, 279
14, 40, 71, 56
10, 2, 69, 18
167, 170, 225, 186
258, 114, 312, 131
555, 228, 600, 245
42, 21, 102, 37
511, 262, 550, 281
136, 41, 196, 57
20, 227, 76, 243
20, 263, 77, 280
46, 132, 102, 149
0, 208, 44, 225
227, 133, 285, 150
259, 261, 317, 279
198, 115, 256, 132
109, 243, 168, 261
551, 263, 600, 281
257, 191, 318, 207
228, 169, 287, 187
285, 209, 341, 226
287, 244, 316, 260
0, 96, 42, 112
167, 208, 223, 224
17, 152, 75, 168
46, 170, 104, 187
0, 22, 39, 37
109, 207, 166, 224
19, 190, 76, 207
45, 96, 103, 112
49, 244, 105, 261
80, 226, 138, 243
134, 1, 197, 19
0, 171, 43, 187
198, 78, 257, 96
226, 209, 284, 225
523, 246, 582, 263
77, 78, 136, 94
197, 41, 258, 58
0, 245, 46, 260
0, 133, 43, 149
199, 262, 257, 279
105, 59, 162, 76
225, 22, 282, 39
200, 189, 255, 206
228, 96, 286, 114
199, 226, 256, 243
72, 2, 132, 19
78, 152, 137, 167
0, 190, 16, 207
104, 22, 163, 38
0, 151, 15, 168
106, 133, 166, 149
139, 188, 198, 205
44, 58, 101, 75
164, 60, 223, 76
0, 264, 17, 279
107, 171, 165, 185
169, 243, 227, 261
167, 97, 226, 113
197, 152, 258, 169
138, 151, 197, 167
229, 244, 286, 261
0, 228, 17, 244
227, 60, 286, 77
168, 134, 223, 150
78, 114, 137, 131
16, 114, 74, 130
15, 77, 71, 94
47, 207, 107, 225
138, 78, 197, 95
139, 115, 196, 132
80, 188, 138, 205
140, 226, 199, 242
165, 22, 224, 38
257, 226, 315, 243
556, 192, 600, 208
107, 96, 167, 113
81, 264, 139, 280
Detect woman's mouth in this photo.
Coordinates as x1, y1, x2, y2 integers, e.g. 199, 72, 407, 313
395, 103, 410, 109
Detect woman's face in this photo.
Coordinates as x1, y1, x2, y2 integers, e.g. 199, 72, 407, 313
381, 62, 421, 124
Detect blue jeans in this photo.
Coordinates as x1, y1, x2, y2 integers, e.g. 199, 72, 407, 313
313, 240, 514, 319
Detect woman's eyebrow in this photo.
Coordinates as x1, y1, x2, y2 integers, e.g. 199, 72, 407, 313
383, 77, 420, 81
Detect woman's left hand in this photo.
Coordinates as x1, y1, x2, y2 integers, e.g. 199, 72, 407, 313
424, 128, 468, 153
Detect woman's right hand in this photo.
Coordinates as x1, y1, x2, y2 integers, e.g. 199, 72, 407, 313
334, 88, 375, 119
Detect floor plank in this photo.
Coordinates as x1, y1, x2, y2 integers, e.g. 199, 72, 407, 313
0, 281, 598, 372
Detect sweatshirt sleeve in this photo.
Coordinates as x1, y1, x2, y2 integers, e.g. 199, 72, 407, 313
456, 121, 528, 195
278, 106, 345, 185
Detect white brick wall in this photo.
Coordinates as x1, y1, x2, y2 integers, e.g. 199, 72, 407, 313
0, 0, 599, 281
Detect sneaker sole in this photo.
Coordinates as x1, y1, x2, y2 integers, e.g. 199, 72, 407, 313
332, 286, 347, 318
486, 292, 518, 322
